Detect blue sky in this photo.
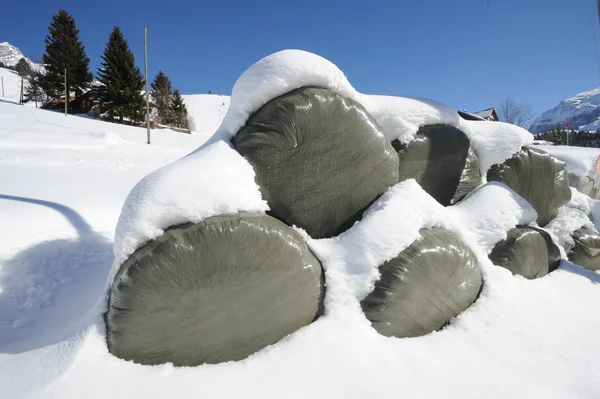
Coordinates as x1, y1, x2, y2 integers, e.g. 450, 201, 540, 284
1, 0, 599, 117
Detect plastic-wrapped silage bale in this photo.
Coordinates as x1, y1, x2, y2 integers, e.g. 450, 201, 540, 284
392, 124, 482, 205
233, 87, 399, 239
487, 146, 571, 226
360, 227, 482, 338
568, 227, 600, 271
106, 213, 325, 366
488, 226, 561, 279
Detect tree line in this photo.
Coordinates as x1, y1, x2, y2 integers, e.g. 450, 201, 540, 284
9, 9, 192, 130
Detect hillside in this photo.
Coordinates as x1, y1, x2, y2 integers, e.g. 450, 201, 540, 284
530, 88, 600, 133
0, 42, 44, 72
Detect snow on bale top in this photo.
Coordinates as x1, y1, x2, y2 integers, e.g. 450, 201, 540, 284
111, 141, 268, 276
367, 95, 461, 144
459, 119, 533, 175
217, 50, 366, 140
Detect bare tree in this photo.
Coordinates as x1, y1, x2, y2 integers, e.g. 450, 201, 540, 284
498, 97, 536, 127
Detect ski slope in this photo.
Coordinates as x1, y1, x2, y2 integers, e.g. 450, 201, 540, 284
1, 93, 600, 399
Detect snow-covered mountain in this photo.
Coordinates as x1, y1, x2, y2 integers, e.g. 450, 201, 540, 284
0, 42, 44, 72
529, 88, 600, 133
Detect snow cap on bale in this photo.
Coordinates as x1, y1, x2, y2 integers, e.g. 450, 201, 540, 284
107, 213, 324, 366
487, 146, 571, 226
213, 50, 367, 141
488, 226, 561, 279
233, 87, 399, 239
111, 141, 269, 281
392, 124, 481, 206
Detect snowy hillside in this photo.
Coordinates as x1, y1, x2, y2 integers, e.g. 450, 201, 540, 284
530, 88, 600, 133
0, 42, 44, 72
182, 94, 229, 135
0, 66, 25, 104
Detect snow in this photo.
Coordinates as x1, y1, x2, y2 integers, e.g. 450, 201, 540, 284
458, 119, 533, 175
0, 42, 43, 72
0, 66, 24, 104
536, 145, 600, 178
367, 95, 460, 144
2, 50, 600, 399
447, 182, 538, 253
182, 94, 230, 135
112, 140, 268, 274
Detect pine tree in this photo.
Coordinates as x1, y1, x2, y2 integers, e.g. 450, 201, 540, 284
24, 72, 46, 108
15, 58, 31, 77
151, 70, 172, 125
97, 26, 145, 124
170, 89, 189, 129
40, 9, 92, 101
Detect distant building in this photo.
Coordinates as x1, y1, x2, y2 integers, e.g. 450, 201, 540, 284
458, 108, 499, 122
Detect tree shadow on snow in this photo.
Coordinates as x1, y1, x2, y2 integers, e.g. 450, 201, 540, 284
559, 260, 600, 285
0, 195, 113, 354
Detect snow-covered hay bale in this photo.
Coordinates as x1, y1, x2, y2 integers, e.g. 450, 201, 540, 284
568, 227, 600, 271
106, 213, 324, 366
392, 124, 481, 205
568, 173, 600, 200
488, 226, 561, 279
232, 87, 399, 239
360, 227, 482, 338
487, 147, 571, 226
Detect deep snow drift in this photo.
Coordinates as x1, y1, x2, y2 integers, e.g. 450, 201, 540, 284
1, 50, 600, 399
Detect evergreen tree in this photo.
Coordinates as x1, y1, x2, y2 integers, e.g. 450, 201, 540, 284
150, 70, 172, 125
170, 89, 189, 129
0, 61, 6, 68
15, 58, 32, 77
24, 72, 46, 108
40, 9, 92, 101
97, 26, 145, 124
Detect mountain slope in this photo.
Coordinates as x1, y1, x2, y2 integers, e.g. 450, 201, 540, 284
530, 88, 600, 133
0, 42, 43, 72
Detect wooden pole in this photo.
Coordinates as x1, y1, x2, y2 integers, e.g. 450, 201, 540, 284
64, 68, 67, 116
145, 27, 151, 145
1, 76, 4, 97
20, 76, 23, 105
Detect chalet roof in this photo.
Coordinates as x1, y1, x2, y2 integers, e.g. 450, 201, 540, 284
473, 108, 497, 119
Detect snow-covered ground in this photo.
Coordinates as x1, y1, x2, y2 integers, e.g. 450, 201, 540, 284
1, 50, 600, 399
182, 94, 229, 135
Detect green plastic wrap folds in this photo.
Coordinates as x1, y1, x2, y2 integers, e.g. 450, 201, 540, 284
106, 213, 325, 366
392, 124, 482, 205
568, 227, 600, 271
360, 228, 482, 338
488, 226, 561, 279
232, 87, 399, 239
487, 146, 571, 226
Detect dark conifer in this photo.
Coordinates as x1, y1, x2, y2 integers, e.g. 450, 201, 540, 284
151, 70, 172, 125
40, 9, 92, 101
97, 26, 145, 124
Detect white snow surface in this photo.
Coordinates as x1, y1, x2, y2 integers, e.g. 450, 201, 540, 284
182, 94, 230, 135
536, 145, 600, 178
459, 119, 534, 175
2, 51, 600, 399
112, 140, 268, 274
544, 206, 595, 254
367, 95, 461, 144
447, 182, 538, 253
0, 43, 44, 73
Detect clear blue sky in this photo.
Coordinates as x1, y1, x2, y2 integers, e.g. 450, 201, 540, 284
2, 0, 599, 116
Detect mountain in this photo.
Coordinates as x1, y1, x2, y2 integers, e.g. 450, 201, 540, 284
0, 42, 44, 72
529, 88, 600, 133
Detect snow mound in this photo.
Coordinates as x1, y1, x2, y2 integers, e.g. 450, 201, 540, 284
368, 95, 461, 144
112, 141, 268, 272
537, 145, 600, 179
448, 182, 537, 254
459, 119, 534, 175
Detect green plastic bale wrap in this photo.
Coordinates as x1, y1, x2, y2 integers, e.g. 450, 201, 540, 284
391, 124, 482, 205
360, 228, 482, 338
568, 227, 600, 271
487, 146, 571, 226
232, 87, 399, 239
568, 173, 600, 200
106, 213, 325, 366
488, 226, 561, 279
